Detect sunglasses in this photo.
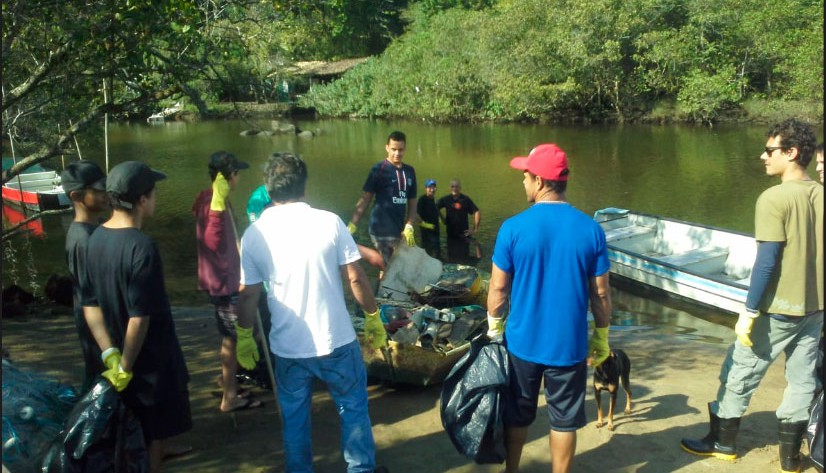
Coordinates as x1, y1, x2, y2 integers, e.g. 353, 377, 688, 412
764, 146, 787, 155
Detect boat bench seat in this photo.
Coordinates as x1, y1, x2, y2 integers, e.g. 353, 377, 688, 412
658, 246, 729, 271
604, 225, 655, 243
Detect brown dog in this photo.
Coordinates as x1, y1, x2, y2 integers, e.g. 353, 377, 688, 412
593, 349, 632, 431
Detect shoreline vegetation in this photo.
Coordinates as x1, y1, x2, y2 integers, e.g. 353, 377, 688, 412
173, 97, 823, 126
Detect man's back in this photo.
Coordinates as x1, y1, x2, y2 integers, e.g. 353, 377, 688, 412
240, 202, 361, 358
492, 203, 609, 365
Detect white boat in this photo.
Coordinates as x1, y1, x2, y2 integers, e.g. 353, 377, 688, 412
593, 208, 755, 314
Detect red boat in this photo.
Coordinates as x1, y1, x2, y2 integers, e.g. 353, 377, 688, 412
2, 158, 71, 211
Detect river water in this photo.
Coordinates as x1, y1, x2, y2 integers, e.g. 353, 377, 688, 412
4, 118, 819, 341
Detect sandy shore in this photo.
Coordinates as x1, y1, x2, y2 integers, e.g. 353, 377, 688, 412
2, 305, 817, 472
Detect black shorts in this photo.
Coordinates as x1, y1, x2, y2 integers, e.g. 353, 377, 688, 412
210, 294, 239, 338
132, 389, 193, 442
504, 352, 587, 432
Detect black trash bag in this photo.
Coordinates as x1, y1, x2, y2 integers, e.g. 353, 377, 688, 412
440, 335, 509, 464
40, 378, 148, 473
808, 390, 823, 472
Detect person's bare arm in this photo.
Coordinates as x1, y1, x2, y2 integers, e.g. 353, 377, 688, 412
487, 263, 512, 318
237, 283, 262, 330
342, 262, 377, 314
589, 272, 612, 328
83, 305, 114, 351
350, 191, 374, 226
406, 197, 419, 226
120, 316, 151, 372
471, 210, 481, 236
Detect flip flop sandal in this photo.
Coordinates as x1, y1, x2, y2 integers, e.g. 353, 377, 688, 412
221, 398, 264, 413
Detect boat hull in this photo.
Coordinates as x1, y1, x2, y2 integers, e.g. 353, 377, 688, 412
595, 208, 754, 315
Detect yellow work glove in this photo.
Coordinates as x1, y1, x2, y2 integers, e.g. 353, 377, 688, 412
363, 308, 387, 349
210, 173, 230, 212
735, 309, 759, 347
589, 326, 610, 368
347, 221, 358, 235
486, 312, 504, 339
235, 323, 260, 370
402, 223, 416, 246
102, 363, 133, 392
101, 347, 122, 371
420, 221, 435, 231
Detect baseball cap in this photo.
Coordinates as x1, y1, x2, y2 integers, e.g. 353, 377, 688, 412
425, 179, 437, 187
106, 161, 167, 208
61, 161, 106, 195
509, 144, 569, 181
209, 151, 249, 175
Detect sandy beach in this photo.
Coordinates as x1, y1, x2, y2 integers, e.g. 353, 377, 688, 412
2, 304, 817, 472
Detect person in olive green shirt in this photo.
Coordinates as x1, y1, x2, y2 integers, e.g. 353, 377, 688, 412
680, 119, 823, 473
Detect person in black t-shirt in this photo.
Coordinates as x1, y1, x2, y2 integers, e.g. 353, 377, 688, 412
61, 160, 108, 394
417, 178, 440, 258
81, 161, 192, 472
437, 178, 482, 264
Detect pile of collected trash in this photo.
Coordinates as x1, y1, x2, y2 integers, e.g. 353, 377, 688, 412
352, 246, 492, 385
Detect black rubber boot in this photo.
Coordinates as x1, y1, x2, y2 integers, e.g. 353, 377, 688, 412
680, 402, 740, 460
778, 420, 807, 473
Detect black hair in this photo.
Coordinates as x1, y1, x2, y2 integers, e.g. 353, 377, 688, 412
107, 184, 156, 211
387, 131, 406, 144
544, 179, 567, 194
264, 152, 307, 203
766, 119, 817, 168
209, 150, 237, 181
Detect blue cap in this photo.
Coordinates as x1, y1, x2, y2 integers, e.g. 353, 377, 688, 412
425, 179, 436, 187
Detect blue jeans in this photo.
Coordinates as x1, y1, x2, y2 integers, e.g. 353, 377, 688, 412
275, 340, 376, 473
713, 311, 823, 422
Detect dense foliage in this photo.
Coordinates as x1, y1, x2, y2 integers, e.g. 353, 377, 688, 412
303, 0, 824, 123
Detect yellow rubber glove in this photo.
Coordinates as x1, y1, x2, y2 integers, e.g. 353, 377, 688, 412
420, 221, 435, 231
347, 221, 358, 235
735, 309, 759, 347
402, 223, 416, 246
235, 323, 260, 370
101, 347, 122, 371
363, 308, 387, 349
102, 364, 133, 392
589, 326, 610, 368
486, 312, 504, 338
210, 173, 230, 212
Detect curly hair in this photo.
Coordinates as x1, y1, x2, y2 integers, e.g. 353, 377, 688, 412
766, 119, 817, 168
264, 152, 307, 203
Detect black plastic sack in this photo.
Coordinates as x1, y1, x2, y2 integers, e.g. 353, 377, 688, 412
808, 390, 823, 472
40, 378, 148, 473
440, 335, 509, 464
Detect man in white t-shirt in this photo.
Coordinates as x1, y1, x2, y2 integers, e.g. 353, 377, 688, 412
234, 152, 388, 473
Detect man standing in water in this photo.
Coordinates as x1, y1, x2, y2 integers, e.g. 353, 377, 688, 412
348, 131, 418, 265
680, 119, 822, 473
487, 144, 612, 473
417, 178, 440, 258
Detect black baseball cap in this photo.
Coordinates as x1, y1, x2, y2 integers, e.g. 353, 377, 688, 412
106, 161, 166, 208
209, 151, 249, 175
61, 161, 106, 195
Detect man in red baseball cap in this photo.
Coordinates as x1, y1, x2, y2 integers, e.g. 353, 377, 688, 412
487, 143, 612, 473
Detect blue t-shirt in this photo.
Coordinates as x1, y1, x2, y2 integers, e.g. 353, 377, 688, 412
363, 160, 417, 237
492, 203, 610, 366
